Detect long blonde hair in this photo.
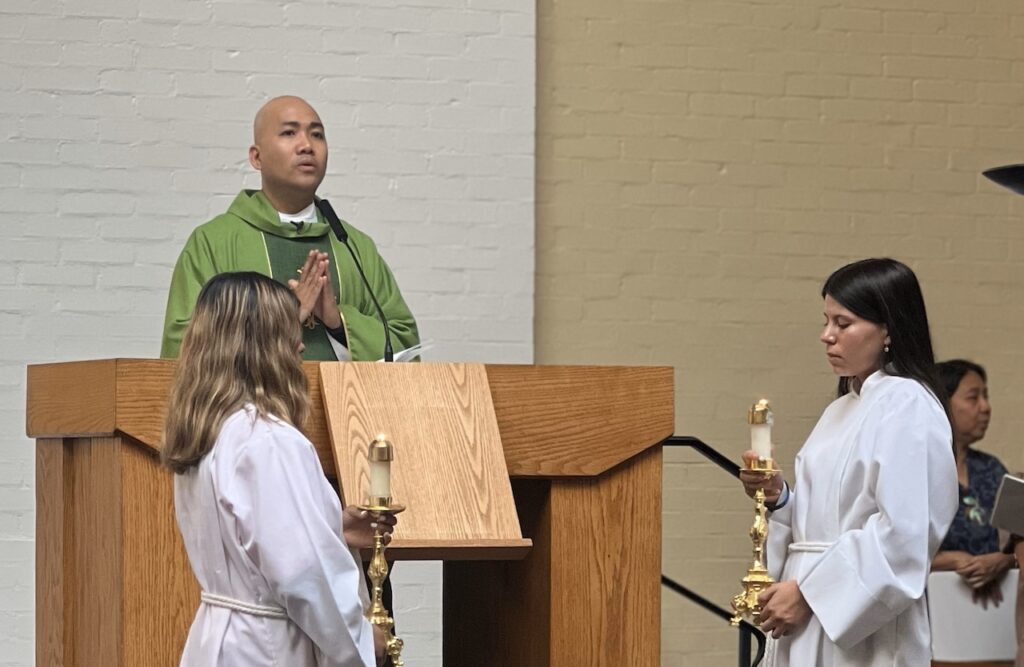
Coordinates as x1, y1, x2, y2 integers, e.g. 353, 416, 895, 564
163, 272, 309, 474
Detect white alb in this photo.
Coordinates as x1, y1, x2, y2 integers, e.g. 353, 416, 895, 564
174, 406, 376, 667
765, 371, 957, 667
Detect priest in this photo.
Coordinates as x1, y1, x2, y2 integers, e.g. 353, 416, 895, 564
160, 95, 419, 362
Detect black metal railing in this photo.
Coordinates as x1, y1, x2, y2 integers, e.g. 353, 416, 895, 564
662, 436, 766, 667
665, 435, 741, 478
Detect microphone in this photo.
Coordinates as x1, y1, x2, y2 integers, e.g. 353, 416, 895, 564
315, 198, 394, 362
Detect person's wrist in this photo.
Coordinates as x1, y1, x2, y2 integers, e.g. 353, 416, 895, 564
317, 309, 342, 330
765, 481, 789, 511
315, 305, 344, 327
323, 319, 347, 345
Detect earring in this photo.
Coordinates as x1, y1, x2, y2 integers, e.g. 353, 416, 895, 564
884, 344, 890, 354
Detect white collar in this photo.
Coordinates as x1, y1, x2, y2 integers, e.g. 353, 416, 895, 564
851, 368, 888, 397
277, 202, 317, 226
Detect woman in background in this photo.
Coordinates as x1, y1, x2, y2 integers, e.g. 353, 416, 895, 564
931, 359, 1014, 608
162, 271, 391, 667
740, 258, 957, 666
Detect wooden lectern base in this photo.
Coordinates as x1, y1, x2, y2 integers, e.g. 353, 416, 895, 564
444, 447, 662, 667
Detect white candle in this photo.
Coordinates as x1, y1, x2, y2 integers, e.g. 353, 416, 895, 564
751, 424, 771, 460
368, 434, 394, 502
749, 399, 773, 460
370, 458, 391, 499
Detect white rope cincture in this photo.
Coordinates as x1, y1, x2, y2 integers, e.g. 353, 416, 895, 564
201, 591, 288, 619
787, 541, 834, 554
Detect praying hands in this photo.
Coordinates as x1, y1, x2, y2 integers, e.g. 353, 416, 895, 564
287, 249, 341, 329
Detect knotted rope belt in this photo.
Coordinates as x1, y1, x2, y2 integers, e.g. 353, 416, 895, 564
787, 541, 834, 554
200, 591, 288, 619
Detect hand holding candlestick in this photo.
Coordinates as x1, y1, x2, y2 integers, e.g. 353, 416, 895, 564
739, 450, 784, 505
342, 505, 396, 549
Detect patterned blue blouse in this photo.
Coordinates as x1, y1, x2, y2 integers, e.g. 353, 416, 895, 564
939, 449, 1008, 556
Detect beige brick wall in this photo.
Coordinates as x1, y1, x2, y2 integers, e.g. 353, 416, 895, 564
536, 1, 1024, 664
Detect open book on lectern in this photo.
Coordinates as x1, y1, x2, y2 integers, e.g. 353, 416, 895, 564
382, 340, 432, 363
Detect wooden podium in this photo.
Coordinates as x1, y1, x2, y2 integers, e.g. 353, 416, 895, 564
26, 359, 673, 666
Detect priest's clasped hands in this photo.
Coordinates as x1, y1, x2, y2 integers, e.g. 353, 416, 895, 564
288, 249, 343, 330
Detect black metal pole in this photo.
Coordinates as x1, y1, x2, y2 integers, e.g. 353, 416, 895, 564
738, 624, 752, 667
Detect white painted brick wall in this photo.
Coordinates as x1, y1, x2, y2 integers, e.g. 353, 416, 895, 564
0, 1, 535, 664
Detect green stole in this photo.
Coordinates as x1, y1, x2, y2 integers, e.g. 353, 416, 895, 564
262, 230, 343, 361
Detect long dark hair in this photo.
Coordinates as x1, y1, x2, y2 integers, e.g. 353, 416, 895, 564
822, 258, 945, 406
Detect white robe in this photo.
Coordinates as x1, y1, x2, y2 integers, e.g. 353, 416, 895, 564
765, 371, 957, 667
174, 406, 376, 667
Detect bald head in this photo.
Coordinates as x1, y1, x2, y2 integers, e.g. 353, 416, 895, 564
248, 96, 328, 213
253, 96, 321, 143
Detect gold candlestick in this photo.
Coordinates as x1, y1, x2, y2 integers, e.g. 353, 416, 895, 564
358, 436, 406, 667
731, 400, 776, 626
730, 483, 776, 625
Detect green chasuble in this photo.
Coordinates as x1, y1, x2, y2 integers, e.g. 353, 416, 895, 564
160, 190, 419, 361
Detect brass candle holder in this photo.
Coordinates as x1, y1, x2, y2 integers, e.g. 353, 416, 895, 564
731, 400, 776, 626
357, 435, 406, 667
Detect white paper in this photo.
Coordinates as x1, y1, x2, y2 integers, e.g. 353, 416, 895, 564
991, 473, 1024, 536
379, 340, 432, 363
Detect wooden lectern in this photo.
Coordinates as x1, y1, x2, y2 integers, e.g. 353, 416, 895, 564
26, 359, 672, 666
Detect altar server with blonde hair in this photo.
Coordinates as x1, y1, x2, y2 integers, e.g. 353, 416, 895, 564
163, 271, 393, 667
